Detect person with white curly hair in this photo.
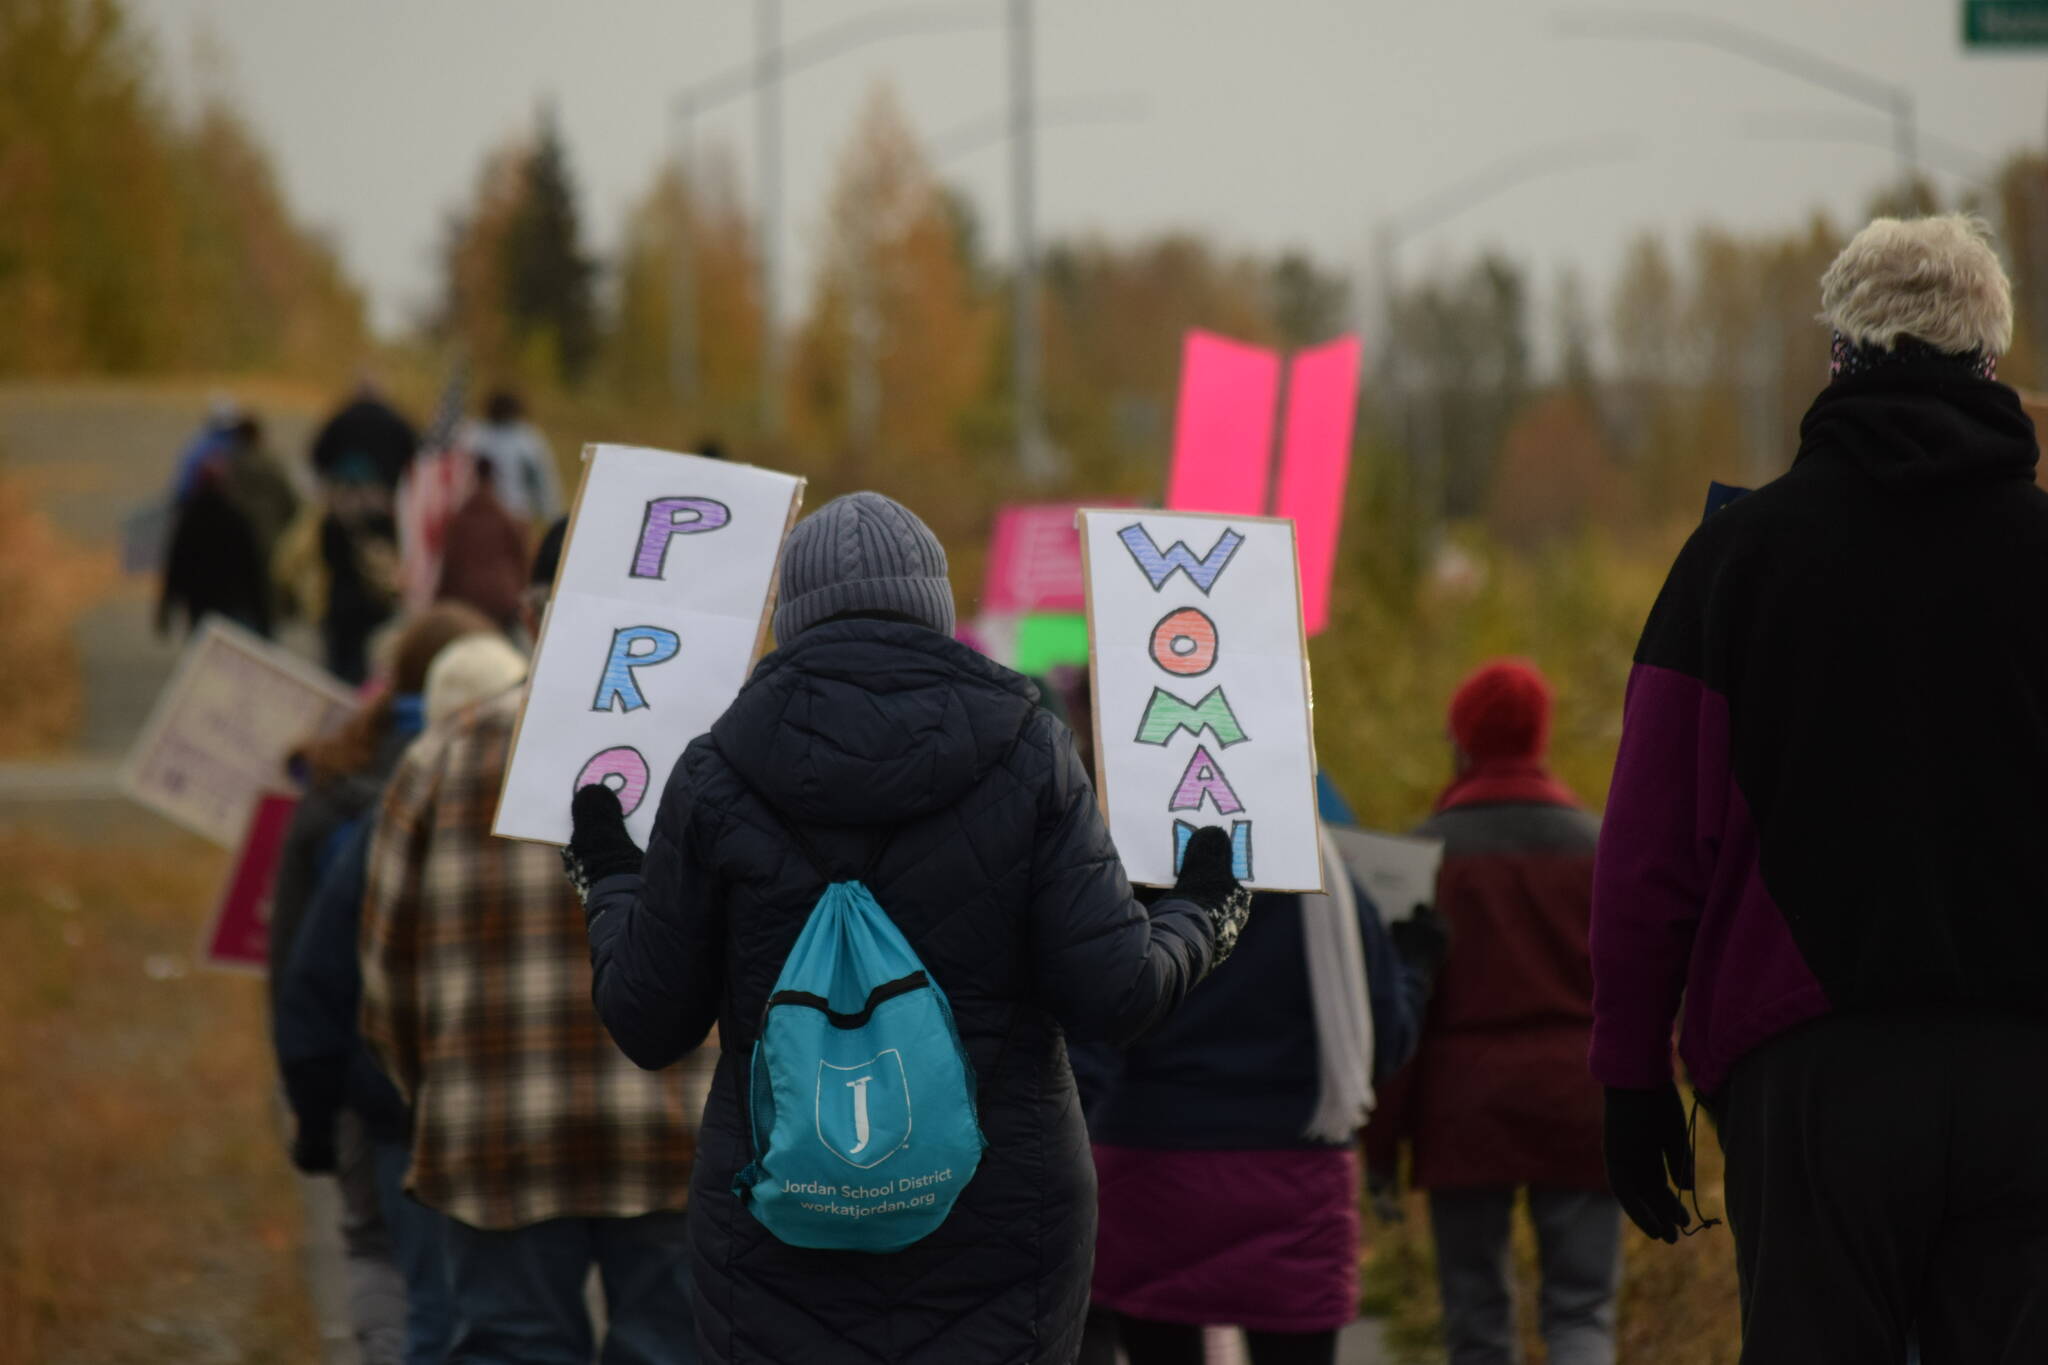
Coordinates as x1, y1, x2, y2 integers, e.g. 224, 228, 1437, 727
1591, 214, 2048, 1363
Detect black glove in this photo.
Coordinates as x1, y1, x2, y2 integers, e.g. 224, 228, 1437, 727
562, 783, 645, 905
1604, 1082, 1695, 1243
1367, 1164, 1405, 1225
289, 1121, 338, 1175
1173, 825, 1252, 969
1390, 905, 1451, 979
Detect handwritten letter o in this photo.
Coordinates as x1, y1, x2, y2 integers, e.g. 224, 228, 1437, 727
575, 746, 652, 816
1149, 607, 1218, 676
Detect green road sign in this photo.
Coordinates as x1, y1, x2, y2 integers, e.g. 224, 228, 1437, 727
1966, 0, 2048, 46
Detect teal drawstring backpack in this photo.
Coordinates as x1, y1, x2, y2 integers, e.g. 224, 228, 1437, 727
732, 807, 986, 1253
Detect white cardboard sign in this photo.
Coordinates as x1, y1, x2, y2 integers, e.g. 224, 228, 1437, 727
494, 444, 804, 845
1328, 826, 1444, 924
1078, 508, 1322, 892
120, 617, 358, 847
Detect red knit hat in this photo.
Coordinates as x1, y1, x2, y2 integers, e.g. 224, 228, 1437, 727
1448, 658, 1553, 763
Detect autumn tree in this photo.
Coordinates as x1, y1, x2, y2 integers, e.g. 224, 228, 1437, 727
1993, 151, 2048, 390
1269, 251, 1351, 348
1551, 267, 1595, 396
1392, 253, 1530, 518
1486, 392, 1621, 552
788, 86, 994, 495
436, 142, 527, 378
502, 105, 599, 385
1039, 234, 1282, 494
0, 0, 362, 376
605, 148, 762, 433
438, 104, 599, 389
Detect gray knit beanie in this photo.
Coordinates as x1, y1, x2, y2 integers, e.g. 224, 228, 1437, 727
773, 491, 956, 641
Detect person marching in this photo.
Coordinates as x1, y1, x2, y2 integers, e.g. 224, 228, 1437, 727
1368, 660, 1616, 1365
1594, 214, 2048, 1362
432, 457, 531, 632
1081, 771, 1442, 1365
459, 389, 562, 527
308, 381, 417, 683
270, 602, 497, 1365
361, 523, 710, 1365
561, 491, 1248, 1365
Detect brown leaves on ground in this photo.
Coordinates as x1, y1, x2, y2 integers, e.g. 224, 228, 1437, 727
0, 471, 114, 758
0, 828, 315, 1364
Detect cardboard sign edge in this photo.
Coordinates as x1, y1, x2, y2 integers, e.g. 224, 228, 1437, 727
1074, 505, 1325, 895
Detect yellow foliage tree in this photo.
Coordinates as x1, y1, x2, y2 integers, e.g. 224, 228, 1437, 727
0, 0, 363, 377
1040, 234, 1283, 495
789, 86, 994, 497
606, 149, 763, 435
438, 140, 531, 384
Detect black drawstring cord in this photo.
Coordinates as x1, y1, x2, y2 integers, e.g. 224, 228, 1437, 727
1679, 1092, 1724, 1237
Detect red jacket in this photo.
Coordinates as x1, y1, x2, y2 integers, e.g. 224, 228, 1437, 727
435, 487, 529, 628
1366, 764, 1605, 1192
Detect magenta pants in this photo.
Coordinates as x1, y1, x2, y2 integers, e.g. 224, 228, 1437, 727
1090, 1144, 1360, 1334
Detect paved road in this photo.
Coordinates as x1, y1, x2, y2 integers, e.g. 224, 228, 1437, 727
0, 383, 320, 760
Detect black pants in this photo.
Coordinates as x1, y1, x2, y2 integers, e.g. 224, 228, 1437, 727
324, 610, 382, 687
1715, 1008, 2048, 1364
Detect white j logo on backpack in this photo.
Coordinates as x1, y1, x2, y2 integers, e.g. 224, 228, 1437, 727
816, 1051, 912, 1169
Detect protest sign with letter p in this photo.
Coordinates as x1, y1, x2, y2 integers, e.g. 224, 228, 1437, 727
494, 444, 804, 846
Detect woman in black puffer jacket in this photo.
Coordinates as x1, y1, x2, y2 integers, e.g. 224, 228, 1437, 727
566, 491, 1249, 1365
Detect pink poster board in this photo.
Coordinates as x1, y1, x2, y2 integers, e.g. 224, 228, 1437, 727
1165, 331, 1281, 516
201, 790, 299, 973
1274, 336, 1362, 635
983, 502, 1094, 613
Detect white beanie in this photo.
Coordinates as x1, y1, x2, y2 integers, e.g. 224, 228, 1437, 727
424, 635, 529, 726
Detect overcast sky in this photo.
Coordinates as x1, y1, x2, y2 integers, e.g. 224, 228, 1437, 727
132, 0, 2048, 340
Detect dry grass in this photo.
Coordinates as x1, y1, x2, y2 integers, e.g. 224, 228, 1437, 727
0, 472, 114, 758
1361, 1120, 1742, 1364
0, 827, 316, 1365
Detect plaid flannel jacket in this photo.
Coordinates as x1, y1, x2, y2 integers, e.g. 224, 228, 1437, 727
360, 688, 712, 1229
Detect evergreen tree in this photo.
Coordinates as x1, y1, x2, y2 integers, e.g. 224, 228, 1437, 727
501, 103, 598, 385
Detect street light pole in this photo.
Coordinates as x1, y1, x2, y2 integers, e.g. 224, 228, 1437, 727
668, 95, 699, 408
1557, 8, 1919, 195
1009, 0, 1054, 481
926, 92, 1147, 166
665, 2, 1001, 444
756, 0, 784, 437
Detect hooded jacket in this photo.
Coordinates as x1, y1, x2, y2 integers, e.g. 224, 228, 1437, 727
433, 482, 530, 628
274, 821, 408, 1143
583, 620, 1217, 1365
268, 705, 423, 989
158, 476, 270, 638
1368, 764, 1604, 1191
1591, 365, 2048, 1096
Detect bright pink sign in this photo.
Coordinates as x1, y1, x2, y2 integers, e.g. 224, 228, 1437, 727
1165, 332, 1281, 516
202, 790, 299, 972
984, 503, 1093, 613
1165, 329, 1360, 636
1274, 336, 1362, 635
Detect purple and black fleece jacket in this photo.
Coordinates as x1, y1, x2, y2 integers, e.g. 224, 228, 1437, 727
1591, 362, 2048, 1097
